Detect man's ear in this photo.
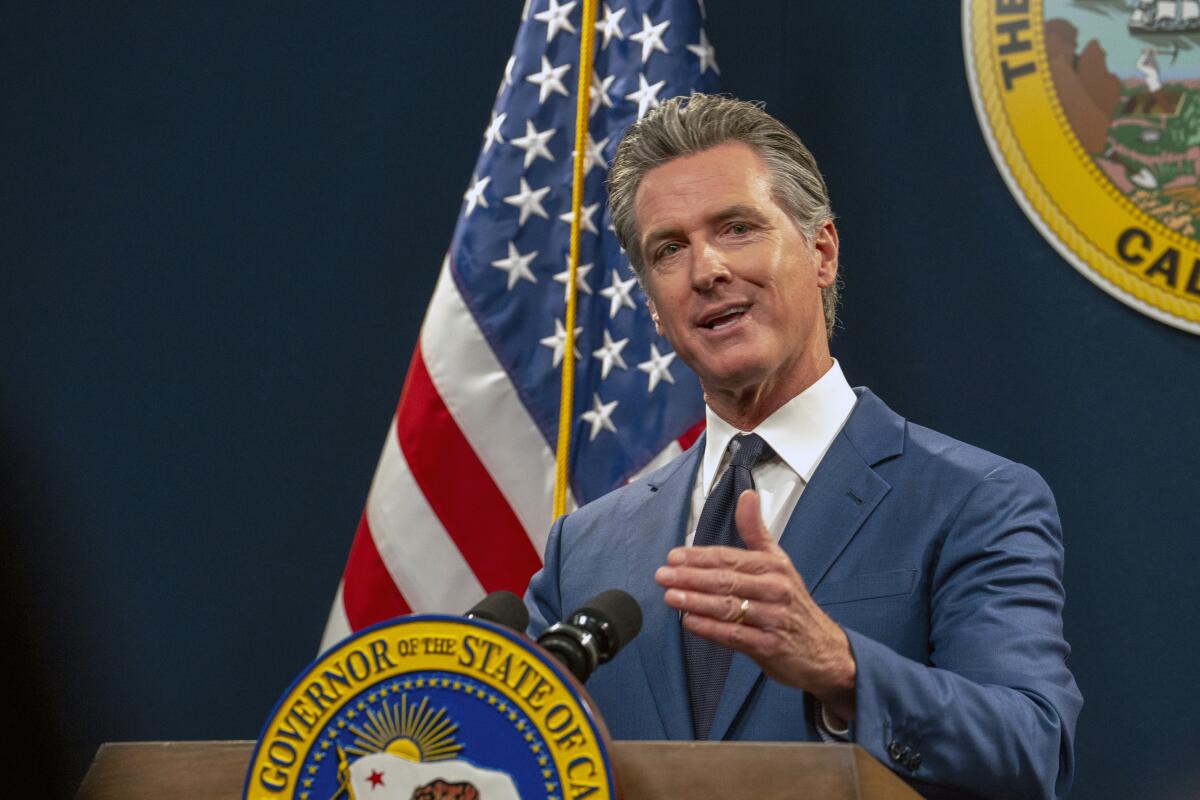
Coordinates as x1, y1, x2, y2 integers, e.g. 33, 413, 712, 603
648, 297, 663, 335
813, 220, 840, 289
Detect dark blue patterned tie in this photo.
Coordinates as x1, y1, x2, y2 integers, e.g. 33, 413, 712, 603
683, 433, 774, 739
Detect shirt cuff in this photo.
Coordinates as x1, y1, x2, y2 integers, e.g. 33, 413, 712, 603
814, 699, 850, 742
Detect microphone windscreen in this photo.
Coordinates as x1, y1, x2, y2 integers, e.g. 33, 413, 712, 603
465, 590, 530, 632
578, 589, 643, 651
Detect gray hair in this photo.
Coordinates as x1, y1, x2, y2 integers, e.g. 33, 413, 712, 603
607, 94, 840, 337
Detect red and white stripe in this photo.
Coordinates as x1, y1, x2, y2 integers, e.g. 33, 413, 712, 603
321, 256, 702, 652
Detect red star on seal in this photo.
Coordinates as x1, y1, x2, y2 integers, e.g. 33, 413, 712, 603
368, 769, 385, 789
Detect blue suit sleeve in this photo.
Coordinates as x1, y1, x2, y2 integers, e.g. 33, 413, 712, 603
848, 463, 1083, 800
524, 513, 568, 639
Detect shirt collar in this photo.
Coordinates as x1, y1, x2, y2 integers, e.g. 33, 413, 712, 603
701, 359, 858, 495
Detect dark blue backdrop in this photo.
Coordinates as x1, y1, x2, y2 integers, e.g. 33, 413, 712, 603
3, 3, 1198, 797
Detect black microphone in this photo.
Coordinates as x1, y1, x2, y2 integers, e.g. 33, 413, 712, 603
465, 590, 530, 633
537, 589, 643, 683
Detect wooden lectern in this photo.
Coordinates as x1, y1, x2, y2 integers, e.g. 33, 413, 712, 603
77, 740, 921, 799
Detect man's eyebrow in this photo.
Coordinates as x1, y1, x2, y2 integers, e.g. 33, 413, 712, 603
641, 225, 683, 255
711, 204, 769, 224
640, 205, 770, 255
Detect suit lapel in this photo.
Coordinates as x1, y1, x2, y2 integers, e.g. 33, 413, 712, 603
707, 390, 902, 741
627, 437, 704, 741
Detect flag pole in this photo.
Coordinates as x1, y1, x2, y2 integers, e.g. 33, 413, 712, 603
553, 0, 599, 518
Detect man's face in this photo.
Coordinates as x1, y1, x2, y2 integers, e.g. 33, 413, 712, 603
634, 141, 838, 403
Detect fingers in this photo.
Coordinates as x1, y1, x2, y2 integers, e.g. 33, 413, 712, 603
663, 590, 793, 642
663, 588, 750, 622
656, 563, 791, 603
665, 545, 778, 573
735, 489, 775, 552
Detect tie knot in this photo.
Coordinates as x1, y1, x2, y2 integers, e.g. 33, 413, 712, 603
729, 433, 773, 469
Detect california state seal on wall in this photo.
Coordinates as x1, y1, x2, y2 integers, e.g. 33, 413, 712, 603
965, 0, 1200, 333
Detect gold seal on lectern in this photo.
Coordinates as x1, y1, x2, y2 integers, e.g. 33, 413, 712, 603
243, 616, 616, 800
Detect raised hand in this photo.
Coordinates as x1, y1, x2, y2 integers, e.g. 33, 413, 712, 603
654, 489, 857, 720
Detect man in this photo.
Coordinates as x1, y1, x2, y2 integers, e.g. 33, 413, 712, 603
525, 95, 1081, 799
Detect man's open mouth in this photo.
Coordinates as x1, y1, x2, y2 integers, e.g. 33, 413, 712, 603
700, 306, 748, 330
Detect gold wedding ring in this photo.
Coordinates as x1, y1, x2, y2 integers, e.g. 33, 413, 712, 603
733, 597, 751, 625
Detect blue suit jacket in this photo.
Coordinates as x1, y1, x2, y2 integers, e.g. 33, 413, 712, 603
526, 389, 1082, 799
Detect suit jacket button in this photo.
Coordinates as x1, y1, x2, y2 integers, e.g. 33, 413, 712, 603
887, 740, 904, 762
907, 752, 922, 771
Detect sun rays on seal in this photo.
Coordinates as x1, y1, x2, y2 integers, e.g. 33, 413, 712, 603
345, 694, 463, 763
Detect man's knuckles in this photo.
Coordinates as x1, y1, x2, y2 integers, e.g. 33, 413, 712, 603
715, 548, 743, 568
761, 575, 794, 603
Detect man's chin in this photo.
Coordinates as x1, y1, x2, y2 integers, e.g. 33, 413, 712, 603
697, 364, 775, 400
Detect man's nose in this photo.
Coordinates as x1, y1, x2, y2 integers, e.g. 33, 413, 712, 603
690, 242, 731, 291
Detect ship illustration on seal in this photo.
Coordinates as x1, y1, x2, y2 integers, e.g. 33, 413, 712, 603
1129, 1, 1200, 33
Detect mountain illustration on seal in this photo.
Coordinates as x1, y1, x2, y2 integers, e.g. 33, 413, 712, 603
1046, 0, 1200, 241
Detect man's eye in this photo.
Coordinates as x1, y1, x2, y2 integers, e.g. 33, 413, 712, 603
729, 223, 750, 235
658, 243, 681, 259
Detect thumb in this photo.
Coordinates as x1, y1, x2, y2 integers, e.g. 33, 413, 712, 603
735, 489, 774, 552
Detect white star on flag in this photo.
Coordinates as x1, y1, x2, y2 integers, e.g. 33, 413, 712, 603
526, 55, 571, 104
504, 177, 551, 225
553, 258, 594, 301
463, 174, 490, 217
625, 73, 666, 120
540, 317, 582, 367
534, 0, 577, 43
637, 343, 677, 392
558, 202, 600, 234
592, 329, 630, 379
590, 72, 616, 117
595, 4, 627, 49
503, 55, 516, 87
581, 393, 619, 440
599, 268, 638, 318
687, 30, 719, 74
483, 111, 507, 152
629, 13, 670, 64
491, 242, 539, 289
510, 120, 556, 168
571, 134, 609, 177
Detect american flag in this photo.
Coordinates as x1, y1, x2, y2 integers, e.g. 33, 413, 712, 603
322, 0, 720, 649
